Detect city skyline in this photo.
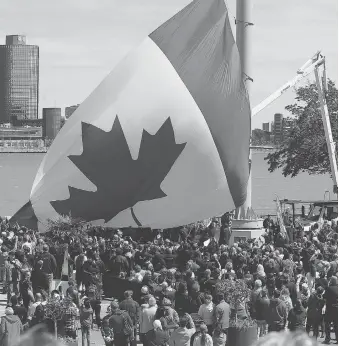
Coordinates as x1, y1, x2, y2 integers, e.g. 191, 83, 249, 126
0, 0, 337, 128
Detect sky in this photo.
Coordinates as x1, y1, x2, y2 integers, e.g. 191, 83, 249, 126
0, 0, 337, 129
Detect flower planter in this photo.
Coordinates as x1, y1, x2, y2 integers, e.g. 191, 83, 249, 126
227, 325, 257, 346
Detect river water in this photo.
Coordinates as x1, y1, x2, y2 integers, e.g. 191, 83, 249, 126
0, 152, 333, 218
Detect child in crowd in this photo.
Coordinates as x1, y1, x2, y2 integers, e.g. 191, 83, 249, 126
101, 317, 114, 346
80, 297, 93, 346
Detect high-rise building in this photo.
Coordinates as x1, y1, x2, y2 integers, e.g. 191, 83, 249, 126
65, 104, 80, 119
273, 113, 283, 143
43, 108, 61, 140
0, 35, 39, 123
262, 122, 270, 132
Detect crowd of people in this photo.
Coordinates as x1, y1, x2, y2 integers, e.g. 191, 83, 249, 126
0, 214, 337, 346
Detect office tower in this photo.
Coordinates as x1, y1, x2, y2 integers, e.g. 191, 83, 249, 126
273, 113, 283, 143
0, 35, 39, 123
262, 122, 270, 132
43, 108, 62, 140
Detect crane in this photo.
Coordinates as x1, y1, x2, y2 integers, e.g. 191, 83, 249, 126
252, 51, 338, 194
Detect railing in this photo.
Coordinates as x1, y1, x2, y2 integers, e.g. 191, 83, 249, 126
250, 145, 276, 151
0, 147, 48, 153
0, 139, 49, 152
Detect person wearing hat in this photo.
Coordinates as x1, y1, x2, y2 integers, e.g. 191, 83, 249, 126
108, 301, 133, 346
161, 297, 179, 335
0, 307, 23, 346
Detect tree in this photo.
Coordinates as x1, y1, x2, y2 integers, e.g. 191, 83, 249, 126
251, 128, 273, 146
265, 79, 338, 178
46, 214, 89, 244
44, 297, 65, 338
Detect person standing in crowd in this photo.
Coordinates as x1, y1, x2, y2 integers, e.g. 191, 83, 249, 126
192, 324, 213, 346
306, 286, 325, 340
10, 295, 27, 329
27, 292, 42, 326
250, 279, 262, 316
280, 287, 293, 319
119, 290, 140, 346
101, 317, 114, 346
323, 276, 338, 344
146, 320, 169, 346
80, 297, 93, 346
0, 249, 7, 287
214, 293, 230, 337
75, 251, 87, 291
82, 249, 103, 329
287, 299, 306, 332
169, 314, 196, 346
140, 296, 158, 346
175, 282, 191, 316
198, 294, 215, 336
160, 298, 179, 335
3, 252, 11, 295
266, 289, 287, 332
109, 301, 134, 346
8, 251, 20, 301
38, 245, 57, 294
212, 325, 226, 346
0, 307, 23, 346
63, 292, 80, 341
255, 289, 270, 337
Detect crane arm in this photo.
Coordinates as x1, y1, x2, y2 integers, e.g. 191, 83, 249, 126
252, 52, 324, 117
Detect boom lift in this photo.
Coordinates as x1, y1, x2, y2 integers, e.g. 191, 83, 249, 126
252, 51, 338, 194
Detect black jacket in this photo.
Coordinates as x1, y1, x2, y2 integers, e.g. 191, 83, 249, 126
255, 296, 270, 320
39, 252, 57, 275
288, 308, 306, 331
119, 298, 140, 325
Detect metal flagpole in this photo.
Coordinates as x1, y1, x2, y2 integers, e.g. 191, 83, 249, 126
236, 0, 253, 219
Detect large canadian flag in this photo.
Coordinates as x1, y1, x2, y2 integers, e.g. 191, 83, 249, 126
11, 0, 251, 231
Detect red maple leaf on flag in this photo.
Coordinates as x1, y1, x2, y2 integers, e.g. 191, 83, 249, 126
51, 116, 186, 225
